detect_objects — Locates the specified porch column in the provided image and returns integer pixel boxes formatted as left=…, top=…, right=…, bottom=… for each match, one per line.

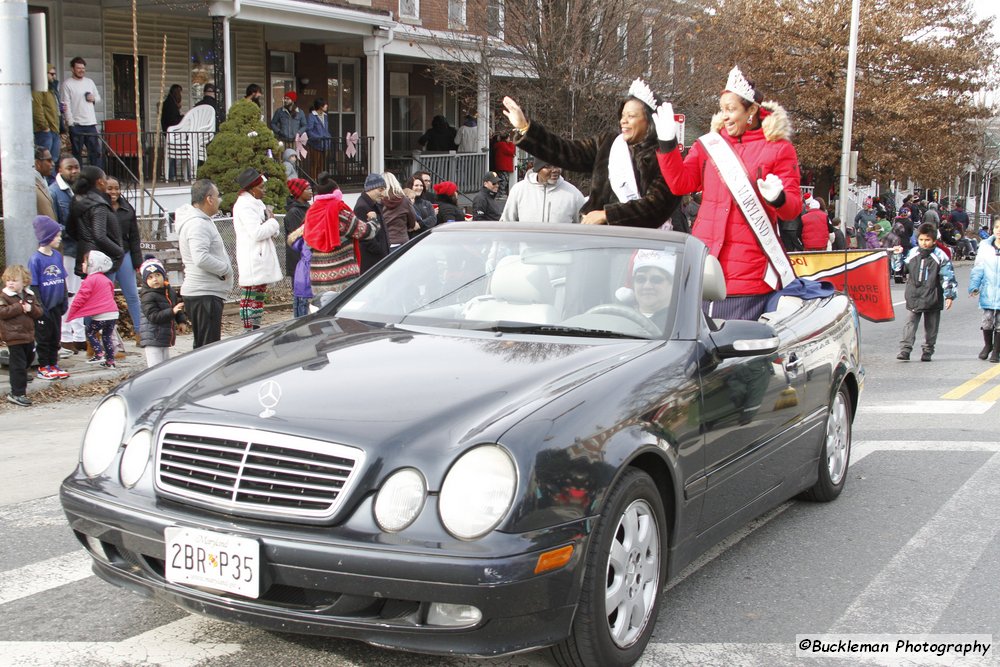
left=0, top=0, right=37, bottom=264
left=363, top=29, right=393, bottom=174
left=212, top=15, right=227, bottom=125
left=476, top=82, right=489, bottom=153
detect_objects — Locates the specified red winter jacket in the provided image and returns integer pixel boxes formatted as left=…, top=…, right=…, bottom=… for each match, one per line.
left=304, top=191, right=355, bottom=253
left=493, top=139, right=516, bottom=172
left=657, top=102, right=802, bottom=295
left=801, top=209, right=829, bottom=251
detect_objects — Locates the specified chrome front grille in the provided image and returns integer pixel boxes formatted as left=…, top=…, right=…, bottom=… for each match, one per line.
left=155, top=423, right=364, bottom=520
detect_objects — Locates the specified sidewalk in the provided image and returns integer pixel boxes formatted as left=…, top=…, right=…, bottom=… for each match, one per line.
left=0, top=302, right=294, bottom=401
left=0, top=333, right=194, bottom=400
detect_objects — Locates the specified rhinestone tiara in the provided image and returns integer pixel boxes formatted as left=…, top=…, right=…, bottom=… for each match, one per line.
left=725, top=66, right=756, bottom=104
left=627, top=78, right=658, bottom=111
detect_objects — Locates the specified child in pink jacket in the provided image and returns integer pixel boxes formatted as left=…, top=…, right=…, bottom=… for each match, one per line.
left=65, top=250, right=119, bottom=368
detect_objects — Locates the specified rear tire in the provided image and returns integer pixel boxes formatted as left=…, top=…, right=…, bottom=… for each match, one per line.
left=801, top=384, right=852, bottom=502
left=551, top=469, right=667, bottom=667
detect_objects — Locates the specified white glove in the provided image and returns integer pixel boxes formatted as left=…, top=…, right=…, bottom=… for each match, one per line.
left=757, top=173, right=784, bottom=204
left=653, top=102, right=676, bottom=142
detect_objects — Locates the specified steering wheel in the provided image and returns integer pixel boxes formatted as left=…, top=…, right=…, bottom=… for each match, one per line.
left=584, top=304, right=662, bottom=336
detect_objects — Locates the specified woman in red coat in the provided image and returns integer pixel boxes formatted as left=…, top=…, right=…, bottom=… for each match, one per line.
left=654, top=66, right=802, bottom=320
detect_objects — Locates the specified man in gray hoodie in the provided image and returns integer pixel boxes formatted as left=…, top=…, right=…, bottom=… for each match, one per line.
left=500, top=162, right=584, bottom=224
left=176, top=179, right=233, bottom=348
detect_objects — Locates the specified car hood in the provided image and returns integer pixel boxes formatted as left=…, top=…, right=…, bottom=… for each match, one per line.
left=155, top=316, right=657, bottom=457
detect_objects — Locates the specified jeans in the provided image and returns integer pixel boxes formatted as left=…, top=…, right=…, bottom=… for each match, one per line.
left=900, top=309, right=941, bottom=354
left=113, top=254, right=141, bottom=332
left=293, top=296, right=311, bottom=318
left=34, top=130, right=60, bottom=165
left=68, top=124, right=103, bottom=169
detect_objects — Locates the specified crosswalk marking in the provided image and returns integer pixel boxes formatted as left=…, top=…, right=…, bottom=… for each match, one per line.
left=831, top=451, right=1000, bottom=633
left=0, top=615, right=242, bottom=667
left=940, top=364, right=1000, bottom=400
left=0, top=551, right=92, bottom=606
left=857, top=399, right=994, bottom=414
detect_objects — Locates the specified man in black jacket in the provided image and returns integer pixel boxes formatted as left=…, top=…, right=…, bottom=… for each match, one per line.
left=354, top=173, right=389, bottom=273
left=472, top=171, right=503, bottom=221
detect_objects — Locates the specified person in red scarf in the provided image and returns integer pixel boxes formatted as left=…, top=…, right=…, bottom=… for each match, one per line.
left=303, top=172, right=380, bottom=295
left=654, top=66, right=802, bottom=320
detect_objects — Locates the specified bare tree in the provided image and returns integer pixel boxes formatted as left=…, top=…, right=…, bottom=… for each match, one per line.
left=700, top=0, right=999, bottom=200
left=426, top=0, right=719, bottom=150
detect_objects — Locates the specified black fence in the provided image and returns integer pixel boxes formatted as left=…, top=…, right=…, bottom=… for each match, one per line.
left=100, top=131, right=375, bottom=190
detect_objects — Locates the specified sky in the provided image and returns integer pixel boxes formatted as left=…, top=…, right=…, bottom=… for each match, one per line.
left=971, top=0, right=1000, bottom=39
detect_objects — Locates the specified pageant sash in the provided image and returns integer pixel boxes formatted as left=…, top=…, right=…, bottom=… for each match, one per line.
left=608, top=135, right=641, bottom=204
left=699, top=132, right=796, bottom=289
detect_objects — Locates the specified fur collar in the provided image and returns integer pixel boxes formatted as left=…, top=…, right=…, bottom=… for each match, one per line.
left=709, top=101, right=792, bottom=142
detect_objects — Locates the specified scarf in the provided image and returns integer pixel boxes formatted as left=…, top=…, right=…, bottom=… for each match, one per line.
left=608, top=135, right=641, bottom=205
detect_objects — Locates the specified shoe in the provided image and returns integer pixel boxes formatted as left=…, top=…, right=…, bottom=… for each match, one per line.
left=981, top=330, right=995, bottom=360
left=99, top=360, right=116, bottom=369
left=991, top=348, right=1000, bottom=364
left=50, top=365, right=70, bottom=379
left=36, top=366, right=58, bottom=381
left=921, top=352, right=932, bottom=362
left=58, top=347, right=73, bottom=358
left=6, top=394, right=31, bottom=407
left=896, top=351, right=910, bottom=361
left=86, top=355, right=103, bottom=364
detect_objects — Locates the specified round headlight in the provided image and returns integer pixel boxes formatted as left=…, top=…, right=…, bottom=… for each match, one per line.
left=439, top=445, right=517, bottom=540
left=119, top=429, right=153, bottom=488
left=374, top=468, right=426, bottom=532
left=81, top=396, right=128, bottom=477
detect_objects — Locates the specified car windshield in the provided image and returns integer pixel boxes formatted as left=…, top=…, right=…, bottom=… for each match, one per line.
left=335, top=228, right=682, bottom=339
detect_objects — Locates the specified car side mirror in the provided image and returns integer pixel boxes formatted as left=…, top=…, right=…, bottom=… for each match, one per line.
left=710, top=319, right=779, bottom=358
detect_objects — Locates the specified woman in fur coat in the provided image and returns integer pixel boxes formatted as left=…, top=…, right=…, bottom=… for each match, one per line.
left=654, top=67, right=802, bottom=320
left=501, top=80, right=679, bottom=229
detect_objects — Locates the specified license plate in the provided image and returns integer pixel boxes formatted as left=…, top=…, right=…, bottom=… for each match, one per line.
left=164, top=526, right=260, bottom=598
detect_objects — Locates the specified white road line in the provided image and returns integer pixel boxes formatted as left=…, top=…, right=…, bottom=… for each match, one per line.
left=852, top=440, right=1000, bottom=464
left=0, top=615, right=242, bottom=666
left=0, top=551, right=92, bottom=606
left=0, top=495, right=65, bottom=529
left=831, top=451, right=1000, bottom=634
left=858, top=400, right=994, bottom=414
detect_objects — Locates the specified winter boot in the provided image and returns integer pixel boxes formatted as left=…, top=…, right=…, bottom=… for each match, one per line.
left=979, top=329, right=994, bottom=360
left=991, top=336, right=1000, bottom=364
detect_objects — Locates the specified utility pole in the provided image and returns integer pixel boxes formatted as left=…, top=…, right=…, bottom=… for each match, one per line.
left=837, top=0, right=861, bottom=227
left=0, top=0, right=38, bottom=265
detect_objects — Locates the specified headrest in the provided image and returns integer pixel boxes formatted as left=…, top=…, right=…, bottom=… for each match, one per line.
left=489, top=256, right=554, bottom=304
left=702, top=254, right=727, bottom=302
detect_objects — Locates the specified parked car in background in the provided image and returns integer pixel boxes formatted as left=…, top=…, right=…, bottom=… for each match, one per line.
left=61, top=222, right=863, bottom=667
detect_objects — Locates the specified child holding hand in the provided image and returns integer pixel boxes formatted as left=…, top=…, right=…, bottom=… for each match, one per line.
left=65, top=250, right=119, bottom=368
left=138, top=257, right=188, bottom=367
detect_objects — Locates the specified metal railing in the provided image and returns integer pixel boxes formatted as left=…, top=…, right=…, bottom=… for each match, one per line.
left=147, top=215, right=291, bottom=304
left=384, top=151, right=490, bottom=208
left=297, top=135, right=374, bottom=188
left=102, top=130, right=215, bottom=186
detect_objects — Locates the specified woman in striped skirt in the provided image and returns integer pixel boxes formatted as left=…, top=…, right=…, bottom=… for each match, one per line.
left=303, top=172, right=380, bottom=295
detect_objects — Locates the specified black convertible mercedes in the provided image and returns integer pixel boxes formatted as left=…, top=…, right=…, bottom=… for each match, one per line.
left=61, top=222, right=863, bottom=667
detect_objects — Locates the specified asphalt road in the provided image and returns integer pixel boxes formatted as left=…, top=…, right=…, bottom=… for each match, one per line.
left=1, top=262, right=997, bottom=666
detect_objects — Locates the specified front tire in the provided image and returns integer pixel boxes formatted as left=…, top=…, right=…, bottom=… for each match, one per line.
left=551, top=469, right=667, bottom=667
left=801, top=384, right=852, bottom=502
